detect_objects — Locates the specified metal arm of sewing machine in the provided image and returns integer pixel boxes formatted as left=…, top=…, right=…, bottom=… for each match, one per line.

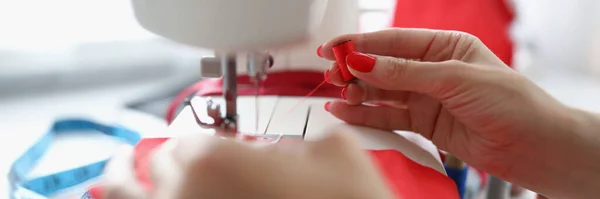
left=194, top=51, right=273, bottom=136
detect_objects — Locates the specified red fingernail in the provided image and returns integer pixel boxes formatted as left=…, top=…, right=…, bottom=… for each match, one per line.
left=341, top=87, right=347, bottom=99
left=317, top=45, right=323, bottom=58
left=346, top=52, right=376, bottom=73
left=324, top=69, right=330, bottom=83
left=89, top=186, right=102, bottom=199
left=324, top=101, right=331, bottom=111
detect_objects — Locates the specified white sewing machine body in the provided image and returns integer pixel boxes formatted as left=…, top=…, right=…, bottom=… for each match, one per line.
left=131, top=0, right=328, bottom=52
left=169, top=96, right=446, bottom=175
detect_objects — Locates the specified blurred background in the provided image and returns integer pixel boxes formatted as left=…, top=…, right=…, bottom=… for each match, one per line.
left=1, top=0, right=600, bottom=198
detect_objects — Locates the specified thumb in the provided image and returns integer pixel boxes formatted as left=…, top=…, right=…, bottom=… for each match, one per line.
left=345, top=51, right=467, bottom=96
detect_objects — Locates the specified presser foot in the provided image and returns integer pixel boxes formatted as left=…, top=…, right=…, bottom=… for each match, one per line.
left=184, top=97, right=287, bottom=143
left=185, top=97, right=230, bottom=131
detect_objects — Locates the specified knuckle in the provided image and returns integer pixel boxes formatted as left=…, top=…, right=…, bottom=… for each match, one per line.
left=435, top=61, right=473, bottom=96
left=382, top=58, right=409, bottom=84
left=363, top=85, right=379, bottom=101
left=447, top=30, right=483, bottom=47
left=447, top=30, right=478, bottom=41
left=441, top=60, right=464, bottom=68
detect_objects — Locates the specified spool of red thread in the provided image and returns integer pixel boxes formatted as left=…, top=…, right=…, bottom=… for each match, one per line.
left=332, top=40, right=356, bottom=82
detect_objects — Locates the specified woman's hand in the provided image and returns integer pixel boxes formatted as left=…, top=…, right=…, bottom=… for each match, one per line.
left=319, top=28, right=599, bottom=199
left=100, top=128, right=394, bottom=199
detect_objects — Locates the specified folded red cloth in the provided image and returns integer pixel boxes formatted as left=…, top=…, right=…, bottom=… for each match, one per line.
left=127, top=138, right=459, bottom=199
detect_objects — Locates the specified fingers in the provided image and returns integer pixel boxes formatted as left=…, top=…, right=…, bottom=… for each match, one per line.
left=345, top=51, right=473, bottom=97
left=324, top=62, right=346, bottom=86
left=149, top=139, right=184, bottom=199
left=102, top=146, right=147, bottom=199
left=327, top=101, right=412, bottom=131
left=309, top=127, right=363, bottom=156
left=325, top=50, right=469, bottom=98
left=169, top=133, right=262, bottom=175
left=343, top=83, right=410, bottom=106
left=307, top=126, right=396, bottom=199
left=319, top=28, right=479, bottom=62
left=171, top=133, right=230, bottom=167
left=168, top=133, right=273, bottom=199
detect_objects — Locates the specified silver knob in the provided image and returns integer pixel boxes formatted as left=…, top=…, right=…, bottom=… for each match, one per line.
left=200, top=57, right=222, bottom=78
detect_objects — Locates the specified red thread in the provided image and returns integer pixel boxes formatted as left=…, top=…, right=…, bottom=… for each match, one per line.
left=278, top=68, right=340, bottom=119
left=273, top=41, right=355, bottom=118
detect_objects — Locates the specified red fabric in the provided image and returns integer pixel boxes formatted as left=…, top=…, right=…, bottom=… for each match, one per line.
left=166, top=71, right=342, bottom=123
left=134, top=138, right=171, bottom=191
left=88, top=186, right=102, bottom=199
left=132, top=138, right=459, bottom=199
left=194, top=71, right=342, bottom=97
left=392, top=0, right=515, bottom=66
left=477, top=170, right=489, bottom=188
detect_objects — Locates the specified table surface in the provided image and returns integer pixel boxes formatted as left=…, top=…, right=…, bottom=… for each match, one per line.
left=0, top=81, right=172, bottom=199
left=1, top=71, right=599, bottom=198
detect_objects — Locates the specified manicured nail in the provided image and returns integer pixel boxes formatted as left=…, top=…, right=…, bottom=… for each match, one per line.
left=346, top=52, right=376, bottom=73
left=341, top=87, right=347, bottom=99
left=89, top=187, right=102, bottom=199
left=324, top=101, right=331, bottom=111
left=323, top=69, right=330, bottom=83
left=317, top=45, right=323, bottom=58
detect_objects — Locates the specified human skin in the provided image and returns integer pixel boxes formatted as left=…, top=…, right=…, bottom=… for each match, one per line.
left=319, top=28, right=600, bottom=199
left=99, top=28, right=600, bottom=199
left=100, top=129, right=395, bottom=199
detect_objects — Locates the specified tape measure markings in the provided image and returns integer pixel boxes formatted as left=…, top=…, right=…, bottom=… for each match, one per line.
left=8, top=118, right=142, bottom=199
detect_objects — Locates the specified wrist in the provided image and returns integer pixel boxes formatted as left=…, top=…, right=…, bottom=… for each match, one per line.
left=508, top=105, right=600, bottom=199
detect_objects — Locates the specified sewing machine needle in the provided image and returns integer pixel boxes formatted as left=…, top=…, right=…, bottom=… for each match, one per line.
left=254, top=80, right=260, bottom=133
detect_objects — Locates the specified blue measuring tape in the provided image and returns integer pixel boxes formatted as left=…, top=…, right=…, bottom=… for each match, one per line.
left=8, top=118, right=142, bottom=199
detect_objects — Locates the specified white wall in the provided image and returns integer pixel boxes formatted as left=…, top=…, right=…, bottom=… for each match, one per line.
left=511, top=0, right=600, bottom=75
left=0, top=0, right=206, bottom=98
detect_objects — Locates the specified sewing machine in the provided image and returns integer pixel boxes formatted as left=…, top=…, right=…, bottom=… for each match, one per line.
left=131, top=0, right=446, bottom=177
